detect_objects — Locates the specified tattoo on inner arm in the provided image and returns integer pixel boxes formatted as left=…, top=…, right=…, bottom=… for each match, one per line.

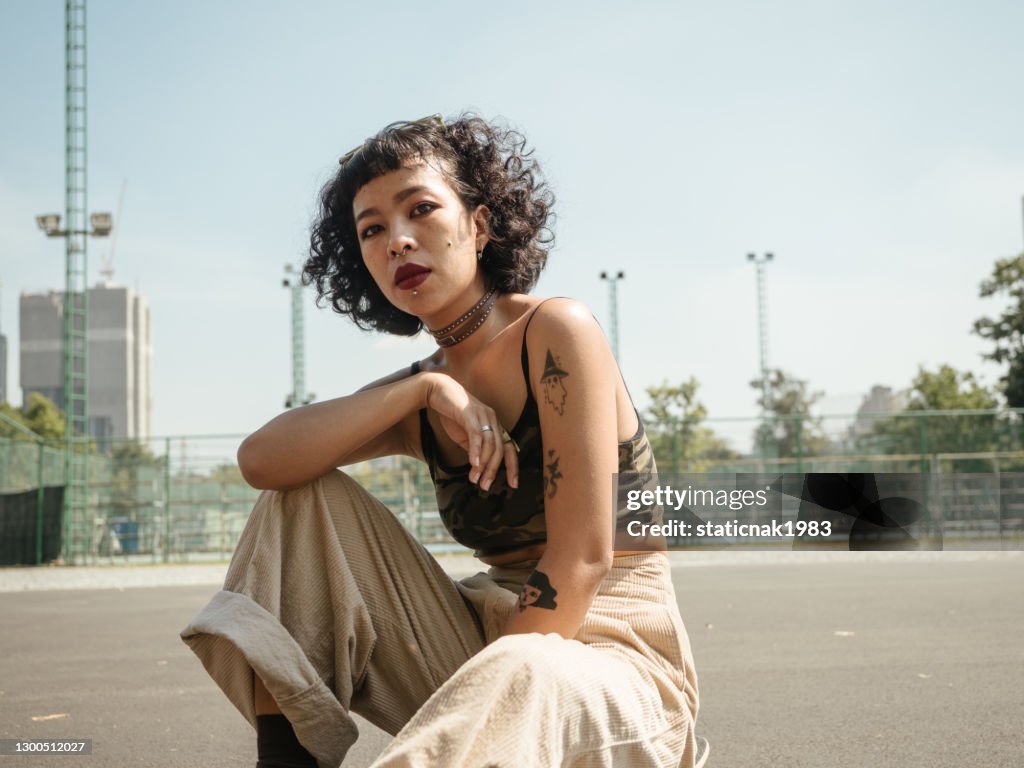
left=518, top=569, right=558, bottom=612
left=540, top=350, right=569, bottom=415
left=543, top=450, right=563, bottom=499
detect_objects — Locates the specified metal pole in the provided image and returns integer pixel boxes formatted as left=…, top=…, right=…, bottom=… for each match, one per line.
left=163, top=436, right=171, bottom=562
left=747, top=253, right=773, bottom=408
left=64, top=0, right=89, bottom=563
left=795, top=413, right=804, bottom=473
left=283, top=265, right=310, bottom=408
left=36, top=442, right=45, bottom=565
left=599, top=271, right=624, bottom=363
left=748, top=253, right=774, bottom=457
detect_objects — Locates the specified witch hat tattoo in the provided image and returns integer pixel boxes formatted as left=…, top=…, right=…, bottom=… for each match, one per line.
left=540, top=350, right=569, bottom=415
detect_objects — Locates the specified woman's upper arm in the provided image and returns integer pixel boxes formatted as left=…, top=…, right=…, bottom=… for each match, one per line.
left=526, top=299, right=619, bottom=568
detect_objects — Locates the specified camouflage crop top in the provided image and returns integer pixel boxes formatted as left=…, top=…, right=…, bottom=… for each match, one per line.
left=413, top=308, right=661, bottom=558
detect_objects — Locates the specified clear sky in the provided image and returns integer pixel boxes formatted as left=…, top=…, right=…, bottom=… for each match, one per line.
left=2, top=0, right=1022, bottom=449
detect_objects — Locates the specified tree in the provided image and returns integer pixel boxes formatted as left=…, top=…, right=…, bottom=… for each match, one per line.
left=974, top=253, right=1024, bottom=406
left=903, top=364, right=1000, bottom=411
left=0, top=394, right=65, bottom=442
left=109, top=441, right=165, bottom=514
left=750, top=369, right=830, bottom=459
left=209, top=463, right=245, bottom=485
left=872, top=364, right=1002, bottom=464
left=643, top=378, right=738, bottom=471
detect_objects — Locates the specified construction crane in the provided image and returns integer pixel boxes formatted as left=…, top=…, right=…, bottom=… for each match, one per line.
left=100, top=179, right=126, bottom=283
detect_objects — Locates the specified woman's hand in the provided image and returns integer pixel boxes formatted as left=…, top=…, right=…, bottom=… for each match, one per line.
left=424, top=373, right=519, bottom=491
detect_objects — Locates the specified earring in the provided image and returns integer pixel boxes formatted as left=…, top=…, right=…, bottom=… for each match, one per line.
left=476, top=251, right=483, bottom=261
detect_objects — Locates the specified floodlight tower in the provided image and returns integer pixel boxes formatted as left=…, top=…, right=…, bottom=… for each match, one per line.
left=747, top=252, right=774, bottom=410
left=282, top=265, right=313, bottom=409
left=599, top=270, right=625, bottom=362
left=34, top=0, right=113, bottom=562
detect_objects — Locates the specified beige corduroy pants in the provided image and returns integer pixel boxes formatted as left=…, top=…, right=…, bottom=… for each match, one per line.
left=180, top=470, right=700, bottom=768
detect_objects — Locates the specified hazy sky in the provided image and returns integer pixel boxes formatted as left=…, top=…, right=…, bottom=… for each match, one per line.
left=2, top=0, right=1022, bottom=450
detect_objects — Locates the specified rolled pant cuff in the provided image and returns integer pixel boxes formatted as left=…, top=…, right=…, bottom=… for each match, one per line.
left=181, top=589, right=359, bottom=768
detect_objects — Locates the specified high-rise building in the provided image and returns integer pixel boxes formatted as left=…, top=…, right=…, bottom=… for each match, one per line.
left=19, top=291, right=65, bottom=410
left=19, top=284, right=152, bottom=441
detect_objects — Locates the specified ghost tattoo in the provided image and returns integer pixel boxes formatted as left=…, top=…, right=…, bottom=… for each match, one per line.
left=540, top=350, right=569, bottom=415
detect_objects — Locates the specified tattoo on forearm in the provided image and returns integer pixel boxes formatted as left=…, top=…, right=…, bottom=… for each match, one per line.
left=518, top=569, right=558, bottom=612
left=540, top=350, right=569, bottom=415
left=543, top=450, right=563, bottom=499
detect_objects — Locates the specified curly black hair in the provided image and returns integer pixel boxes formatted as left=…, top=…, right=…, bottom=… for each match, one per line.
left=305, top=114, right=555, bottom=336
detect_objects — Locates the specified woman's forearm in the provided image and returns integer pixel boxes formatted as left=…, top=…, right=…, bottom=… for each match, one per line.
left=498, top=555, right=610, bottom=640
left=237, top=373, right=430, bottom=491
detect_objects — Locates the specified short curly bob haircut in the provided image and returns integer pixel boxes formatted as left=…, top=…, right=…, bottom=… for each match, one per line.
left=305, top=114, right=555, bottom=336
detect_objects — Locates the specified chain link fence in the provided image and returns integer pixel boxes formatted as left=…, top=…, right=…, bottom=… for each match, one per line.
left=2, top=409, right=1022, bottom=564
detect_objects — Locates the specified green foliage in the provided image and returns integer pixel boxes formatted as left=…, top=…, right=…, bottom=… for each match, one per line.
left=974, top=253, right=1024, bottom=406
left=903, top=364, right=1000, bottom=411
left=643, top=378, right=738, bottom=471
left=0, top=394, right=66, bottom=442
left=110, top=440, right=161, bottom=466
left=209, top=463, right=245, bottom=484
left=750, top=369, right=830, bottom=459
left=871, top=365, right=1004, bottom=467
left=109, top=441, right=165, bottom=513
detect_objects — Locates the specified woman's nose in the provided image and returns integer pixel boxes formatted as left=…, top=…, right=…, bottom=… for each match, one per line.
left=388, top=228, right=416, bottom=257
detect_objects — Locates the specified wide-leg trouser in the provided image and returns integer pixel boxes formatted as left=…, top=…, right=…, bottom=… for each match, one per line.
left=180, top=470, right=700, bottom=767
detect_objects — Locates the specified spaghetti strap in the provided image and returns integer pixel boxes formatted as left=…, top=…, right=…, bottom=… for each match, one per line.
left=519, top=298, right=562, bottom=387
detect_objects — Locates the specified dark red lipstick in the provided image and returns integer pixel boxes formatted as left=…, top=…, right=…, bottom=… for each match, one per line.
left=394, top=263, right=431, bottom=291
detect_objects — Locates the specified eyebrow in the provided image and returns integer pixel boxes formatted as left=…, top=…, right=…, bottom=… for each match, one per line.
left=354, top=185, right=431, bottom=224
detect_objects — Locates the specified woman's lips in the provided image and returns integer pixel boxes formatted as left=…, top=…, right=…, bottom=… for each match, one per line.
left=394, top=264, right=431, bottom=291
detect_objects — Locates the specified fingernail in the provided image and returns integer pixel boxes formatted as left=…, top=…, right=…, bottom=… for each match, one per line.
left=481, top=479, right=492, bottom=491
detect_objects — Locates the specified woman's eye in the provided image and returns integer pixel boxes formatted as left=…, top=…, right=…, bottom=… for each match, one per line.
left=361, top=224, right=382, bottom=240
left=412, top=202, right=436, bottom=216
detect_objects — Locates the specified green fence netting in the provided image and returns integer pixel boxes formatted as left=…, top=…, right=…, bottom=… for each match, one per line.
left=2, top=409, right=1022, bottom=564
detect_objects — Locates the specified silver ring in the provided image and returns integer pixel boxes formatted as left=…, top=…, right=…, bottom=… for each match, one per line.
left=480, top=425, right=494, bottom=433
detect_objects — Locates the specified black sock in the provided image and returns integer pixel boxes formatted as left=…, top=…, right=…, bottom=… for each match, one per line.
left=256, top=714, right=317, bottom=768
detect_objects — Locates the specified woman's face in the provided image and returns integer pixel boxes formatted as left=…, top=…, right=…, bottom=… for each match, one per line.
left=352, top=160, right=489, bottom=324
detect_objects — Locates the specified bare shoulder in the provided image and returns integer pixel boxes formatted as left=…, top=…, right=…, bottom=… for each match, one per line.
left=525, top=297, right=606, bottom=348
left=523, top=297, right=615, bottom=398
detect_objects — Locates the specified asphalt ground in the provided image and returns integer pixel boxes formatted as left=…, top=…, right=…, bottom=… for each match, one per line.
left=1, top=553, right=1021, bottom=768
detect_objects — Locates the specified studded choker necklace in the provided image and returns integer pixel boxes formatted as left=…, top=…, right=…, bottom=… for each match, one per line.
left=428, top=289, right=498, bottom=348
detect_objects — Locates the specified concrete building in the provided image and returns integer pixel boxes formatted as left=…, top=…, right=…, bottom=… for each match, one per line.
left=19, top=291, right=65, bottom=410
left=19, top=284, right=152, bottom=441
left=850, top=385, right=909, bottom=437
